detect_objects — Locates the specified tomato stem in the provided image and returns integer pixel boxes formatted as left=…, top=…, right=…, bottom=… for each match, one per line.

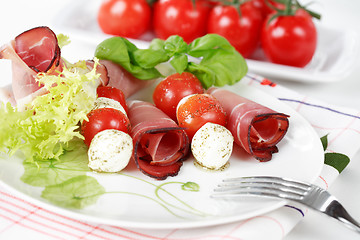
left=267, top=0, right=321, bottom=24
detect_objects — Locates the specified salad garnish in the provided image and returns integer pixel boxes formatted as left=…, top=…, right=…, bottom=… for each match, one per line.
left=0, top=59, right=100, bottom=162
left=95, top=34, right=248, bottom=89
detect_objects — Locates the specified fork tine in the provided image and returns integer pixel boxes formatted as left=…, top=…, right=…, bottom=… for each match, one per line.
left=222, top=176, right=311, bottom=190
left=212, top=176, right=312, bottom=201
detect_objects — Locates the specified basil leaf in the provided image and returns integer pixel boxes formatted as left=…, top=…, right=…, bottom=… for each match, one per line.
left=163, top=35, right=188, bottom=56
left=188, top=34, right=234, bottom=57
left=187, top=34, right=248, bottom=89
left=41, top=175, right=105, bottom=209
left=94, top=37, right=162, bottom=80
left=94, top=34, right=248, bottom=89
left=186, top=62, right=215, bottom=89
left=133, top=49, right=170, bottom=69
left=170, top=54, right=188, bottom=73
left=187, top=48, right=247, bottom=88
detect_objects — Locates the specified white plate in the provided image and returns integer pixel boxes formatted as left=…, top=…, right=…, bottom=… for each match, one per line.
left=52, top=0, right=360, bottom=83
left=0, top=69, right=324, bottom=229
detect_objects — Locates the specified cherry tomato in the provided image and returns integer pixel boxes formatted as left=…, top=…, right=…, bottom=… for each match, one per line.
left=176, top=94, right=227, bottom=140
left=81, top=108, right=131, bottom=147
left=97, top=0, right=151, bottom=39
left=261, top=9, right=317, bottom=67
left=153, top=0, right=211, bottom=43
left=153, top=72, right=204, bottom=121
left=207, top=2, right=263, bottom=58
left=97, top=86, right=128, bottom=113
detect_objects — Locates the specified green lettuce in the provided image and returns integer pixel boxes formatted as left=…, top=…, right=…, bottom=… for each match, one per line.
left=0, top=60, right=100, bottom=162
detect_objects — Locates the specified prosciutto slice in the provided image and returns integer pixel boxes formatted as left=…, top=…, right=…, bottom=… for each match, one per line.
left=100, top=60, right=155, bottom=98
left=0, top=26, right=62, bottom=107
left=128, top=100, right=190, bottom=180
left=208, top=88, right=289, bottom=162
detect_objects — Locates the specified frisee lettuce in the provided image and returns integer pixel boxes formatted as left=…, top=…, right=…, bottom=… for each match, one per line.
left=0, top=59, right=100, bottom=162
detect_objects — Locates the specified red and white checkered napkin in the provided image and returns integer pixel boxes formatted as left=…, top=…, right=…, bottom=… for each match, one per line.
left=1, top=74, right=360, bottom=240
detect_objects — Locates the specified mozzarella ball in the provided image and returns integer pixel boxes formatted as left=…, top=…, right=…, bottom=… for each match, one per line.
left=88, top=129, right=133, bottom=172
left=191, top=122, right=234, bottom=170
left=93, top=97, right=127, bottom=116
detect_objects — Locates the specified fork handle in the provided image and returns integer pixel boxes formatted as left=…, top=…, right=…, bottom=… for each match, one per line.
left=327, top=200, right=360, bottom=233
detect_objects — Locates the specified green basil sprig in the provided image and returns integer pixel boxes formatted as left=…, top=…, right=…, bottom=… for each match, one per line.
left=94, top=34, right=248, bottom=89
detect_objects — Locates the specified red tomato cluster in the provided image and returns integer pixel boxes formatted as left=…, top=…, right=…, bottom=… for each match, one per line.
left=97, top=0, right=318, bottom=68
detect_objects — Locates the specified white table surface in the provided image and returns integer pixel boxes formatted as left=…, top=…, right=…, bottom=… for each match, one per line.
left=1, top=0, right=360, bottom=239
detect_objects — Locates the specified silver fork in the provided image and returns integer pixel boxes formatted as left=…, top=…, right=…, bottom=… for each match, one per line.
left=212, top=176, right=360, bottom=233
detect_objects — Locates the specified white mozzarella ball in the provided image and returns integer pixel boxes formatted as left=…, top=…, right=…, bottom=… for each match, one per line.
left=93, top=97, right=127, bottom=116
left=88, top=129, right=133, bottom=173
left=191, top=122, right=234, bottom=170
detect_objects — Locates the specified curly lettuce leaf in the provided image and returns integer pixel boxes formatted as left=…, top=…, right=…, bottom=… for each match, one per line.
left=0, top=60, right=100, bottom=162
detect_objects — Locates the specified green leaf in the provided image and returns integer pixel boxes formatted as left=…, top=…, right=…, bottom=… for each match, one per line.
left=94, top=37, right=162, bottom=80
left=170, top=54, right=188, bottom=73
left=95, top=34, right=248, bottom=89
left=21, top=140, right=89, bottom=187
left=163, top=35, right=188, bottom=56
left=0, top=61, right=99, bottom=162
left=181, top=182, right=200, bottom=192
left=41, top=175, right=106, bottom=209
left=324, top=152, right=350, bottom=174
left=56, top=34, right=71, bottom=49
left=133, top=49, right=170, bottom=69
left=188, top=34, right=234, bottom=57
left=187, top=34, right=248, bottom=89
left=320, top=135, right=328, bottom=151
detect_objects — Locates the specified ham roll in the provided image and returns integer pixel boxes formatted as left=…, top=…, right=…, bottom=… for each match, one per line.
left=0, top=26, right=63, bottom=108
left=99, top=60, right=155, bottom=99
left=208, top=88, right=289, bottom=162
left=128, top=100, right=190, bottom=180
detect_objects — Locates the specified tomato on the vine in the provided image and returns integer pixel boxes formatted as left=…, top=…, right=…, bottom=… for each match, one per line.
left=97, top=0, right=151, bottom=39
left=152, top=0, right=211, bottom=43
left=153, top=72, right=204, bottom=121
left=261, top=8, right=317, bottom=67
left=97, top=86, right=128, bottom=113
left=207, top=1, right=263, bottom=58
left=176, top=94, right=227, bottom=140
left=81, top=108, right=131, bottom=147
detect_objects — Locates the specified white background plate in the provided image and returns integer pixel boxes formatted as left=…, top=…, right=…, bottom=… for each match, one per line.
left=52, top=0, right=360, bottom=83
left=0, top=38, right=324, bottom=229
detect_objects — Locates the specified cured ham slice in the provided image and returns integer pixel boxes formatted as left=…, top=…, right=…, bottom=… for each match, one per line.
left=99, top=60, right=155, bottom=98
left=15, top=26, right=61, bottom=73
left=0, top=26, right=62, bottom=107
left=208, top=88, right=289, bottom=162
left=128, top=100, right=190, bottom=180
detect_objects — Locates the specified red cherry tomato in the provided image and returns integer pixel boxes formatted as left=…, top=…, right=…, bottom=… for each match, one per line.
left=81, top=108, right=131, bottom=147
left=207, top=2, right=263, bottom=58
left=153, top=0, right=211, bottom=43
left=261, top=9, right=317, bottom=67
left=97, top=86, right=128, bottom=113
left=153, top=72, right=204, bottom=121
left=176, top=94, right=227, bottom=140
left=97, top=0, right=151, bottom=39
